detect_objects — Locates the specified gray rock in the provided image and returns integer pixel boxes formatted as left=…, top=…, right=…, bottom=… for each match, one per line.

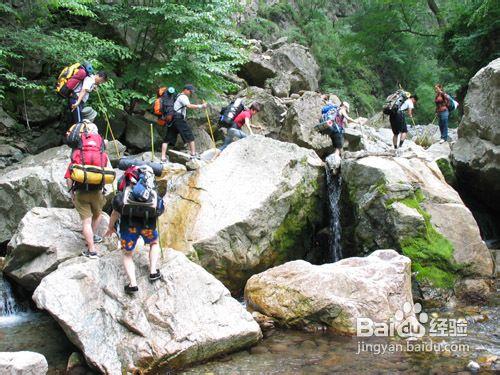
left=159, top=135, right=324, bottom=293
left=0, top=107, right=17, bottom=131
left=3, top=207, right=112, bottom=291
left=245, top=250, right=416, bottom=334
left=33, top=250, right=261, bottom=373
left=452, top=58, right=500, bottom=210
left=0, top=351, right=48, bottom=375
left=124, top=115, right=167, bottom=151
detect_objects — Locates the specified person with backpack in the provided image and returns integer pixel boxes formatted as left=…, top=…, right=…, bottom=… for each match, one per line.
left=160, top=84, right=208, bottom=162
left=219, top=102, right=262, bottom=151
left=104, top=165, right=165, bottom=294
left=389, top=94, right=418, bottom=150
left=64, top=125, right=111, bottom=259
left=434, top=84, right=450, bottom=143
left=324, top=101, right=356, bottom=157
left=69, top=71, right=108, bottom=125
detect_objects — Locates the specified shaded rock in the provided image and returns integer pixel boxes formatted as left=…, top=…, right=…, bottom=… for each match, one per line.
left=33, top=250, right=261, bottom=373
left=3, top=207, right=112, bottom=291
left=105, top=139, right=127, bottom=165
left=124, top=115, right=167, bottom=151
left=66, top=352, right=87, bottom=375
left=454, top=278, right=495, bottom=304
left=29, top=127, right=63, bottom=154
left=0, top=107, right=17, bottom=131
left=159, top=135, right=324, bottom=293
left=451, top=58, right=500, bottom=211
left=340, top=154, right=494, bottom=302
left=245, top=250, right=415, bottom=334
left=0, top=351, right=48, bottom=375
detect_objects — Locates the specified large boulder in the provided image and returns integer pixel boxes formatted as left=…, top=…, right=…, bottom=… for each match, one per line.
left=340, top=154, right=495, bottom=302
left=3, top=207, right=112, bottom=291
left=123, top=115, right=167, bottom=152
left=280, top=91, right=332, bottom=156
left=33, top=250, right=262, bottom=373
left=0, top=351, right=48, bottom=375
left=159, top=135, right=325, bottom=293
left=245, top=250, right=415, bottom=334
left=0, top=146, right=72, bottom=243
left=238, top=43, right=319, bottom=97
left=451, top=58, right=500, bottom=212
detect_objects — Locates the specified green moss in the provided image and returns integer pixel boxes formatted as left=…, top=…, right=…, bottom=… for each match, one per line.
left=436, top=158, right=457, bottom=186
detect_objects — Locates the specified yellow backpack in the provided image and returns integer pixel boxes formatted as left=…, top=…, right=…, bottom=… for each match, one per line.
left=55, top=63, right=91, bottom=98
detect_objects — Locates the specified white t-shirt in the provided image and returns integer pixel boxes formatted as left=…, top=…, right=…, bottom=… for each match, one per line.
left=399, top=98, right=414, bottom=112
left=174, top=94, right=190, bottom=118
left=73, top=76, right=96, bottom=103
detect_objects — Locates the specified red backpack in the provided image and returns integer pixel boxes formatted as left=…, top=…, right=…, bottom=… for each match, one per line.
left=70, top=132, right=107, bottom=167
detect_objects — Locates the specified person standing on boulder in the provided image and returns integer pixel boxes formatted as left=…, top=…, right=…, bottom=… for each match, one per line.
left=70, top=71, right=108, bottom=124
left=434, top=84, right=449, bottom=143
left=219, top=102, right=262, bottom=151
left=160, top=84, right=208, bottom=162
left=326, top=101, right=356, bottom=157
left=390, top=94, right=418, bottom=149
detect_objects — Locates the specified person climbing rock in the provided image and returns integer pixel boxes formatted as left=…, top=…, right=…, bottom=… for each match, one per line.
left=219, top=102, right=262, bottom=151
left=104, top=165, right=165, bottom=294
left=325, top=101, right=356, bottom=157
left=389, top=94, right=418, bottom=149
left=434, top=84, right=449, bottom=143
left=160, top=84, right=208, bottom=162
left=69, top=71, right=108, bottom=124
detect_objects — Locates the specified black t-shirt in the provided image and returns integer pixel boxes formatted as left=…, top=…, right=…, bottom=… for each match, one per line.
left=113, top=192, right=157, bottom=229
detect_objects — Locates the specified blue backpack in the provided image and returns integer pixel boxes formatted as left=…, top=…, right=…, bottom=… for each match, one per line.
left=446, top=94, right=458, bottom=111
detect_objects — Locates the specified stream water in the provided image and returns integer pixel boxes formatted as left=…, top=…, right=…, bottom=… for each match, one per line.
left=325, top=162, right=343, bottom=262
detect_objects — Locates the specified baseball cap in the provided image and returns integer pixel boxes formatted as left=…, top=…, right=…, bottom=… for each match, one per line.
left=183, top=84, right=196, bottom=93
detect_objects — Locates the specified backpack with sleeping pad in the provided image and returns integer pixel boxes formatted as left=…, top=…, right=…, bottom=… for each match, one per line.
left=218, top=98, right=245, bottom=128
left=55, top=62, right=93, bottom=98
left=315, top=104, right=344, bottom=135
left=118, top=165, right=164, bottom=222
left=153, top=86, right=178, bottom=126
left=383, top=89, right=409, bottom=115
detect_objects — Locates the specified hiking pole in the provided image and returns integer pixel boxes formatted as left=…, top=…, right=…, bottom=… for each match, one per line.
left=96, top=90, right=121, bottom=160
left=203, top=101, right=216, bottom=148
left=150, top=123, right=155, bottom=162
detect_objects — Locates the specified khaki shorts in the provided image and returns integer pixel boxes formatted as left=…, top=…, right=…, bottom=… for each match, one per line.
left=74, top=190, right=106, bottom=219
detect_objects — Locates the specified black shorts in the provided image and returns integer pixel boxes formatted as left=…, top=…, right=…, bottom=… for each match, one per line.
left=389, top=111, right=407, bottom=135
left=165, top=117, right=195, bottom=146
left=329, top=131, right=344, bottom=149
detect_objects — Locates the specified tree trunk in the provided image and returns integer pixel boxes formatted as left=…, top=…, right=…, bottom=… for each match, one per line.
left=427, top=0, right=445, bottom=28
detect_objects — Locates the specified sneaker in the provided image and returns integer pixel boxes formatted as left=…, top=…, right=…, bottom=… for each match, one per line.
left=93, top=235, right=103, bottom=244
left=149, top=270, right=162, bottom=282
left=439, top=139, right=445, bottom=144
left=124, top=284, right=138, bottom=294
left=81, top=250, right=98, bottom=259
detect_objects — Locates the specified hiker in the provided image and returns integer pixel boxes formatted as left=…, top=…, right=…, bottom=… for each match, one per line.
left=434, top=84, right=449, bottom=143
left=160, top=84, right=208, bottom=162
left=64, top=124, right=110, bottom=259
left=104, top=165, right=164, bottom=294
left=69, top=71, right=108, bottom=124
left=389, top=94, right=418, bottom=149
left=219, top=102, right=262, bottom=151
left=325, top=101, right=356, bottom=157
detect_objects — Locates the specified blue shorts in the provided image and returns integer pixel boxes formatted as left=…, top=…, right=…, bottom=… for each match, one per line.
left=119, top=225, right=158, bottom=251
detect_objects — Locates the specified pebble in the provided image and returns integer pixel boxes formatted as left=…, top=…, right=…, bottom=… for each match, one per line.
left=467, top=360, right=480, bottom=371
left=249, top=346, right=269, bottom=355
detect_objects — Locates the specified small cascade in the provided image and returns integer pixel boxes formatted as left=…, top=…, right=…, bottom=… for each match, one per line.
left=1, top=276, right=22, bottom=317
left=325, top=154, right=343, bottom=262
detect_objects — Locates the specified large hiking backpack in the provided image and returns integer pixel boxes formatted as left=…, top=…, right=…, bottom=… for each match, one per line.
left=119, top=165, right=164, bottom=221
left=445, top=93, right=459, bottom=112
left=55, top=62, right=93, bottom=98
left=315, top=104, right=344, bottom=135
left=383, top=89, right=409, bottom=115
left=64, top=120, right=98, bottom=148
left=218, top=98, right=245, bottom=128
left=69, top=132, right=115, bottom=189
left=153, top=87, right=178, bottom=126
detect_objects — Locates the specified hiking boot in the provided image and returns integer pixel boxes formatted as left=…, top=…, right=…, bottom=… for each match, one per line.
left=124, top=284, right=138, bottom=294
left=81, top=250, right=98, bottom=259
left=93, top=234, right=103, bottom=244
left=439, top=139, right=446, bottom=144
left=149, top=270, right=162, bottom=282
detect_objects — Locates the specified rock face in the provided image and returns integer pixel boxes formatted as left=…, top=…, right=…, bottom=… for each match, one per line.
left=340, top=154, right=494, bottom=300
left=0, top=146, right=72, bottom=243
left=124, top=115, right=167, bottom=151
left=245, top=250, right=415, bottom=334
left=3, top=208, right=111, bottom=291
left=159, top=135, right=324, bottom=293
left=238, top=43, right=319, bottom=97
left=452, top=58, right=500, bottom=212
left=0, top=351, right=48, bottom=375
left=33, top=250, right=261, bottom=373
left=280, top=91, right=331, bottom=156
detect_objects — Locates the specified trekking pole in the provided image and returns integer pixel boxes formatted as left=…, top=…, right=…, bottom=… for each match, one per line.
left=96, top=90, right=121, bottom=160
left=150, top=123, right=155, bottom=162
left=203, top=101, right=216, bottom=148
left=156, top=218, right=164, bottom=260
left=431, top=115, right=436, bottom=125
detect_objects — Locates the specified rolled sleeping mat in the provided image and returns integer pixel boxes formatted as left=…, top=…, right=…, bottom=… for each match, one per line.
left=70, top=165, right=116, bottom=185
left=117, top=158, right=164, bottom=177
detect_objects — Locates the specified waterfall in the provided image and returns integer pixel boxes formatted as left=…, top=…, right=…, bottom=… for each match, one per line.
left=0, top=276, right=27, bottom=326
left=325, top=155, right=343, bottom=262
